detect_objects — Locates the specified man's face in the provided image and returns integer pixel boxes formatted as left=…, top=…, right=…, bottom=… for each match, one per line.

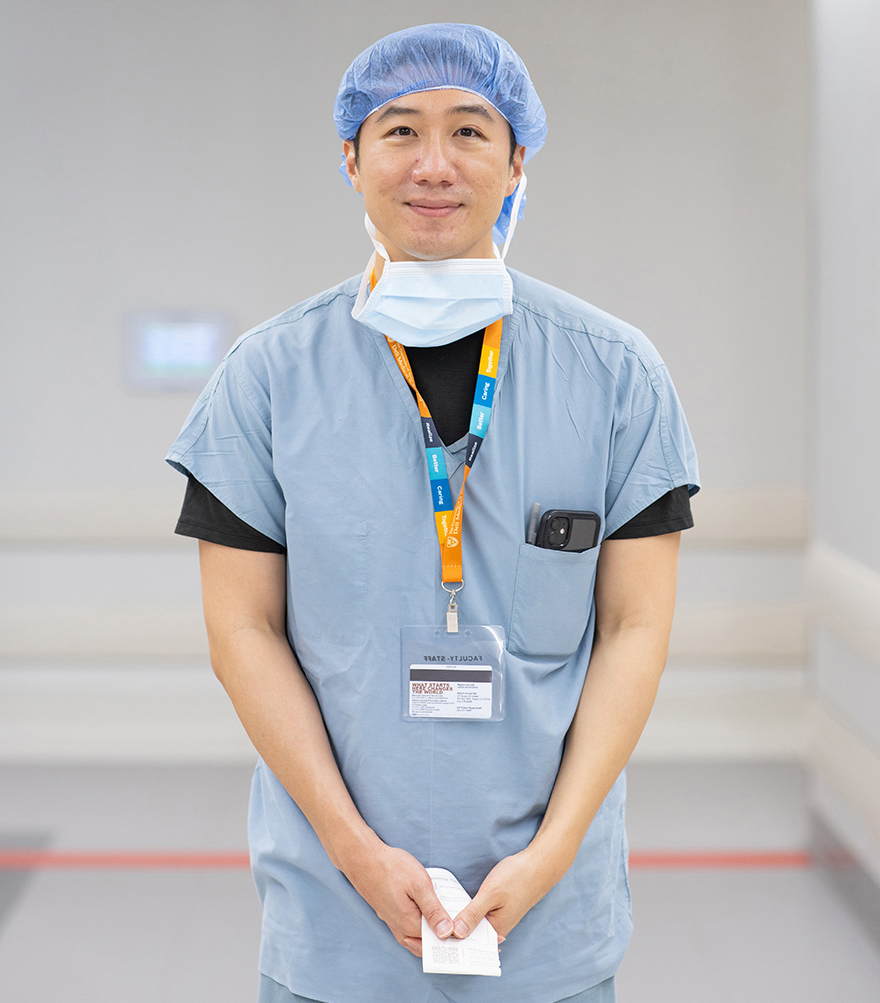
left=343, top=88, right=524, bottom=263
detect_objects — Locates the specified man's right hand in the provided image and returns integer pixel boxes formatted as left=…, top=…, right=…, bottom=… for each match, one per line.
left=341, top=840, right=453, bottom=958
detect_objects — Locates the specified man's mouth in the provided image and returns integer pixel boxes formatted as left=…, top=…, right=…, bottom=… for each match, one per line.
left=406, top=201, right=461, bottom=218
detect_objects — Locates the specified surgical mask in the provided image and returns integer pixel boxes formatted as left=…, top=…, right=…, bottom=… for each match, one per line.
left=351, top=176, right=527, bottom=348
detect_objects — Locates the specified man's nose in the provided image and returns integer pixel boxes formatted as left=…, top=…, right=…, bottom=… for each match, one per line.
left=412, top=135, right=456, bottom=185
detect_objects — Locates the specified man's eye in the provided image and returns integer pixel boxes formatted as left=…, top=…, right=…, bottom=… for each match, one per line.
left=390, top=126, right=413, bottom=136
left=458, top=127, right=483, bottom=138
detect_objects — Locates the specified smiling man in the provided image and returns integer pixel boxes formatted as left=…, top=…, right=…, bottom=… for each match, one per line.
left=167, top=23, right=699, bottom=1003
left=346, top=91, right=522, bottom=264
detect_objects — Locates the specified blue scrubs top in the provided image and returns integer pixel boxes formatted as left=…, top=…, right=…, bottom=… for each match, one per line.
left=167, top=268, right=699, bottom=1003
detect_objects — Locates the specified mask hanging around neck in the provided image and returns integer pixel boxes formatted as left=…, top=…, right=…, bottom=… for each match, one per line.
left=350, top=176, right=527, bottom=348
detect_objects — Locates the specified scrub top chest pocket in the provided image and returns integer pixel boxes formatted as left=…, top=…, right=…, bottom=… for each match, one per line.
left=507, top=543, right=599, bottom=660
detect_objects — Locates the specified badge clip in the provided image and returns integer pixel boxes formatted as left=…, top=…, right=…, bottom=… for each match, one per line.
left=446, top=597, right=459, bottom=633
left=442, top=583, right=462, bottom=634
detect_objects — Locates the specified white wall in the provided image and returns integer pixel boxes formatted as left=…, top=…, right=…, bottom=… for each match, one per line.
left=0, top=0, right=811, bottom=760
left=0, top=0, right=808, bottom=505
left=809, top=0, right=880, bottom=884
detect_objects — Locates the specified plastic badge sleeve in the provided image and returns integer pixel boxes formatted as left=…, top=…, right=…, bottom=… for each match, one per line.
left=401, top=624, right=505, bottom=722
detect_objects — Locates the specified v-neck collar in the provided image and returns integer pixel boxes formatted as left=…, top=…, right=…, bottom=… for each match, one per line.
left=372, top=312, right=515, bottom=450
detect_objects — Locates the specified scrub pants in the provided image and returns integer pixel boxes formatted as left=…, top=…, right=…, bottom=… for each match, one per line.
left=258, top=974, right=616, bottom=1003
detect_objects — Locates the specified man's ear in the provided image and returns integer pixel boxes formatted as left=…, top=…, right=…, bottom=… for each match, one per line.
left=342, top=140, right=361, bottom=193
left=506, top=145, right=526, bottom=197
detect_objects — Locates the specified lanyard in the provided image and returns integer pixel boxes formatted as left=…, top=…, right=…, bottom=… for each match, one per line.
left=385, top=314, right=502, bottom=630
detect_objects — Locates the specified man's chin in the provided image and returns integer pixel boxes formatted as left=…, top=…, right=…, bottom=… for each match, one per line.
left=386, top=242, right=466, bottom=263
left=397, top=236, right=495, bottom=263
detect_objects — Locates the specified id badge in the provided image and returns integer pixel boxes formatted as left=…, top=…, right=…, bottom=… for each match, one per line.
left=401, top=625, right=505, bottom=722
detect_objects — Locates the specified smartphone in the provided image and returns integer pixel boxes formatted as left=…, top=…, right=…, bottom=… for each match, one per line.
left=535, top=510, right=601, bottom=552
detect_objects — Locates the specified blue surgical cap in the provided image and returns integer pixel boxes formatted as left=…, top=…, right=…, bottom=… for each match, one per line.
left=334, top=23, right=547, bottom=245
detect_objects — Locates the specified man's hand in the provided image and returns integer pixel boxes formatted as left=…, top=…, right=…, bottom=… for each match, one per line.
left=450, top=847, right=557, bottom=941
left=342, top=842, right=454, bottom=957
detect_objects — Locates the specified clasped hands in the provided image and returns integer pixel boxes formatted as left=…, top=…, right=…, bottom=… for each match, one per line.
left=343, top=840, right=563, bottom=958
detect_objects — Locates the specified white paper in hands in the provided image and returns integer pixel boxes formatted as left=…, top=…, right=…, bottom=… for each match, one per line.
left=421, top=867, right=501, bottom=977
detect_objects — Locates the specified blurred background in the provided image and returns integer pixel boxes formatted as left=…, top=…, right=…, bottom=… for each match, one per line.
left=1, top=0, right=879, bottom=999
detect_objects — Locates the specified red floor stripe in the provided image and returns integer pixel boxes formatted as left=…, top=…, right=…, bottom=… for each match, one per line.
left=0, top=850, right=250, bottom=870
left=628, top=850, right=812, bottom=869
left=0, top=849, right=811, bottom=871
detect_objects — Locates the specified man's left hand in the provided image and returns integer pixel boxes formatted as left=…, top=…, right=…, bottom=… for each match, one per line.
left=450, top=846, right=563, bottom=942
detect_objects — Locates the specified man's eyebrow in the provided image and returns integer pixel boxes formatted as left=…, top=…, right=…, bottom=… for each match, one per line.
left=373, top=102, right=497, bottom=124
left=447, top=104, right=495, bottom=122
left=374, top=103, right=420, bottom=123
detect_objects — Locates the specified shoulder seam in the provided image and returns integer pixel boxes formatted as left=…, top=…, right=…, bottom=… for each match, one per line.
left=230, top=285, right=357, bottom=351
left=228, top=356, right=271, bottom=427
left=512, top=297, right=653, bottom=374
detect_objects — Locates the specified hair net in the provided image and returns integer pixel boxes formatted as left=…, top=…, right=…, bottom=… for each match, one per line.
left=334, top=23, right=546, bottom=245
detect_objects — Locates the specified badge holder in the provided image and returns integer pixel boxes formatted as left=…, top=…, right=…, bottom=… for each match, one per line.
left=402, top=585, right=505, bottom=723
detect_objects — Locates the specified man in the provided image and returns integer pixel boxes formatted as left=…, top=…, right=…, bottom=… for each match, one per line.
left=167, top=23, right=698, bottom=1003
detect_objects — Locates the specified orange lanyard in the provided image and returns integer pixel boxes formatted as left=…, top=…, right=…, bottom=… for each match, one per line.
left=386, top=320, right=501, bottom=581
left=378, top=274, right=503, bottom=627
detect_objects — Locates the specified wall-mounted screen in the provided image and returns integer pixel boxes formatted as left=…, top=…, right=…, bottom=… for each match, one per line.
left=124, top=310, right=230, bottom=391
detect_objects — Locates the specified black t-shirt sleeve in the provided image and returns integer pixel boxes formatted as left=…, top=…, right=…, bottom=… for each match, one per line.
left=606, top=485, right=694, bottom=540
left=175, top=475, right=286, bottom=553
left=176, top=476, right=691, bottom=552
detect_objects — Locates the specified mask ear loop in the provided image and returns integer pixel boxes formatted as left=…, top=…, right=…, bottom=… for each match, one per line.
left=500, top=173, right=528, bottom=261
left=364, top=213, right=391, bottom=263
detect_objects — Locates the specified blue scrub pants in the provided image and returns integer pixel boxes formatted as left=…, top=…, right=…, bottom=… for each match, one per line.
left=258, top=973, right=616, bottom=1002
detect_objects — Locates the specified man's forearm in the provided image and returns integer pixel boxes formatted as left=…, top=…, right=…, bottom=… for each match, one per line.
left=208, top=625, right=377, bottom=869
left=527, top=619, right=669, bottom=879
left=526, top=532, right=681, bottom=883
left=207, top=620, right=455, bottom=952
left=445, top=611, right=675, bottom=942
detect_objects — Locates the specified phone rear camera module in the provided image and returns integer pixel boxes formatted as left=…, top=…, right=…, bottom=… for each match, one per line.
left=548, top=516, right=570, bottom=548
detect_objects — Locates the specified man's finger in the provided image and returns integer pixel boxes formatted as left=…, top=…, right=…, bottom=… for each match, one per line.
left=452, top=896, right=491, bottom=939
left=411, top=885, right=453, bottom=938
left=401, top=936, right=422, bottom=957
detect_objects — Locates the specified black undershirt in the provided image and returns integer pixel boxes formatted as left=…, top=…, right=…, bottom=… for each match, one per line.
left=175, top=331, right=693, bottom=550
left=405, top=330, right=484, bottom=444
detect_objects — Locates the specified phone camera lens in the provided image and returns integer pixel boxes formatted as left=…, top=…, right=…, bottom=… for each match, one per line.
left=548, top=516, right=570, bottom=547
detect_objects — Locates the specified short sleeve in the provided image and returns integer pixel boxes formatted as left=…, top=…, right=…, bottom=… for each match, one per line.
left=165, top=352, right=286, bottom=546
left=604, top=363, right=699, bottom=539
left=175, top=475, right=287, bottom=552
left=606, top=486, right=694, bottom=539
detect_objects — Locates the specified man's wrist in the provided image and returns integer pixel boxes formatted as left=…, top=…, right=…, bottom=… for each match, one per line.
left=523, top=829, right=580, bottom=887
left=324, top=819, right=382, bottom=875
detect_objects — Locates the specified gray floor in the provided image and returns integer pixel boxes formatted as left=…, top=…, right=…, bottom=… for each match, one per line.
left=1, top=763, right=879, bottom=1002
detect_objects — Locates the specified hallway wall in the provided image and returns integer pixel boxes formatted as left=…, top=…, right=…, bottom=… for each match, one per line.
left=809, top=0, right=880, bottom=885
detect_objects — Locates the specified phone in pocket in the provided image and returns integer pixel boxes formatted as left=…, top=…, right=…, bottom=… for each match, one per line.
left=535, top=510, right=601, bottom=552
